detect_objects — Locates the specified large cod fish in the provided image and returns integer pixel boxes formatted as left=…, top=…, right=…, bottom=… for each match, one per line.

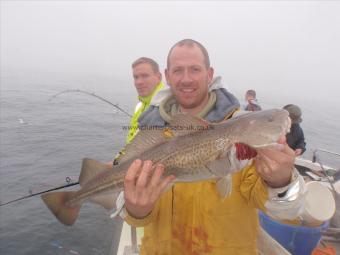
left=42, top=109, right=290, bottom=225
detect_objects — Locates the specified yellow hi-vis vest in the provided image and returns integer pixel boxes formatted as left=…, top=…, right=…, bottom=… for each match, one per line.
left=125, top=82, right=164, bottom=144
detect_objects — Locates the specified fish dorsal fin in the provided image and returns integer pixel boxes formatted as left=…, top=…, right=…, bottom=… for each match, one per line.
left=118, top=128, right=173, bottom=163
left=79, top=158, right=111, bottom=187
left=168, top=114, right=211, bottom=136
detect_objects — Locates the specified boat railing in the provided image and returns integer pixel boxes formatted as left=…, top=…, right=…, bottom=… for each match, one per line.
left=310, top=148, right=340, bottom=198
left=312, top=148, right=340, bottom=164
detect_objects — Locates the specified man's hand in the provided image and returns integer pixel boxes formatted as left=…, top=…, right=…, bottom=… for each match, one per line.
left=255, top=136, right=296, bottom=188
left=295, top=149, right=302, bottom=156
left=124, top=159, right=175, bottom=219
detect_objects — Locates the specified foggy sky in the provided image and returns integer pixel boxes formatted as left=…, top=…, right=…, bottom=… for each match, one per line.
left=1, top=1, right=340, bottom=107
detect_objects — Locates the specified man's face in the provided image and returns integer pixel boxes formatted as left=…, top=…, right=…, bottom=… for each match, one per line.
left=165, top=45, right=213, bottom=110
left=245, top=93, right=254, bottom=101
left=133, top=63, right=161, bottom=97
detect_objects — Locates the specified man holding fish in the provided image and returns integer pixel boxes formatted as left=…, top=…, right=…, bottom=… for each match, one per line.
left=122, top=39, right=305, bottom=254
left=41, top=39, right=306, bottom=254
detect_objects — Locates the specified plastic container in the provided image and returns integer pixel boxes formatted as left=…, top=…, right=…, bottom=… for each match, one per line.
left=259, top=211, right=329, bottom=255
left=302, top=181, right=336, bottom=226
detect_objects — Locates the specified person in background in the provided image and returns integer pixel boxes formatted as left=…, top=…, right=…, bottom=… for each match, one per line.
left=126, top=57, right=164, bottom=143
left=245, top=89, right=262, bottom=111
left=283, top=104, right=306, bottom=156
left=121, top=39, right=306, bottom=254
left=109, top=58, right=164, bottom=250
left=111, top=57, right=163, bottom=165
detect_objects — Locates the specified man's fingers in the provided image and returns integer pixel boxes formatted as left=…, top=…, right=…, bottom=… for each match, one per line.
left=125, top=159, right=142, bottom=185
left=157, top=175, right=176, bottom=195
left=257, top=145, right=294, bottom=164
left=149, top=164, right=165, bottom=187
left=276, top=135, right=295, bottom=156
left=256, top=154, right=272, bottom=175
left=282, top=143, right=296, bottom=157
left=124, top=159, right=142, bottom=199
left=259, top=152, right=280, bottom=171
left=135, top=160, right=154, bottom=190
left=277, top=135, right=286, bottom=144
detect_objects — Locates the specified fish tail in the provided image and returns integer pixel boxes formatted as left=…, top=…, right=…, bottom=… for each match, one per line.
left=41, top=191, right=81, bottom=226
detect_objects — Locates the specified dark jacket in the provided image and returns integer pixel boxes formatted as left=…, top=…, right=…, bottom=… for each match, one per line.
left=286, top=123, right=306, bottom=154
left=245, top=99, right=262, bottom=112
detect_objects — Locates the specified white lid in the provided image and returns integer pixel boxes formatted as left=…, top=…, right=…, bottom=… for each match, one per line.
left=305, top=181, right=336, bottom=221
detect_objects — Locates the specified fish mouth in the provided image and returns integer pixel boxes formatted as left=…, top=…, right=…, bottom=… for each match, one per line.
left=235, top=114, right=291, bottom=160
left=250, top=113, right=291, bottom=149
left=235, top=142, right=286, bottom=161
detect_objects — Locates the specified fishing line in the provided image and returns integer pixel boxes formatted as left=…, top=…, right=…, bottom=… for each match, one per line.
left=50, top=240, right=104, bottom=255
left=50, top=240, right=80, bottom=255
left=1, top=90, right=131, bottom=206
left=48, top=89, right=132, bottom=118
left=0, top=177, right=79, bottom=207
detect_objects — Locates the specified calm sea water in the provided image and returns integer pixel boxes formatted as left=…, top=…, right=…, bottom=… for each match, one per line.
left=0, top=78, right=135, bottom=255
left=1, top=77, right=339, bottom=255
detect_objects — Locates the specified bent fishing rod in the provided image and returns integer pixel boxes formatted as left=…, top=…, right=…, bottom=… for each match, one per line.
left=1, top=91, right=132, bottom=207
left=49, top=89, right=132, bottom=118
left=0, top=178, right=79, bottom=207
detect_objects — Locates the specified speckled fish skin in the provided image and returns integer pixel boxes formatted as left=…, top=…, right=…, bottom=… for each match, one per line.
left=41, top=109, right=290, bottom=225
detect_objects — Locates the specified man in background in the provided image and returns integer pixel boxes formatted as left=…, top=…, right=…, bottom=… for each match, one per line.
left=245, top=89, right=262, bottom=111
left=283, top=104, right=306, bottom=156
left=125, top=57, right=164, bottom=143
left=112, top=57, right=163, bottom=166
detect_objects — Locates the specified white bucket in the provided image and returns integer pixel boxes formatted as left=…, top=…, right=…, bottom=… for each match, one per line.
left=334, top=180, right=340, bottom=194
left=301, top=181, right=336, bottom=226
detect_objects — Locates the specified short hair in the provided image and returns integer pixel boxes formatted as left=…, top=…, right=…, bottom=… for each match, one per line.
left=167, top=39, right=210, bottom=69
left=283, top=104, right=302, bottom=123
left=132, top=57, right=160, bottom=73
left=246, top=89, right=256, bottom=98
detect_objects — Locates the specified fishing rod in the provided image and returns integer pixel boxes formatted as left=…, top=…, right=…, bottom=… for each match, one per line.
left=1, top=91, right=131, bottom=207
left=49, top=89, right=132, bottom=118
left=0, top=178, right=79, bottom=207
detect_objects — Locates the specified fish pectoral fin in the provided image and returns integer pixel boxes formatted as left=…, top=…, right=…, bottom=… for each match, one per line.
left=110, top=191, right=125, bottom=218
left=205, top=156, right=231, bottom=177
left=216, top=175, right=233, bottom=199
left=79, top=158, right=111, bottom=187
left=90, top=193, right=118, bottom=210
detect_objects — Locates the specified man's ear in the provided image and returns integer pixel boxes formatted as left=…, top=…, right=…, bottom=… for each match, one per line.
left=207, top=67, right=214, bottom=85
